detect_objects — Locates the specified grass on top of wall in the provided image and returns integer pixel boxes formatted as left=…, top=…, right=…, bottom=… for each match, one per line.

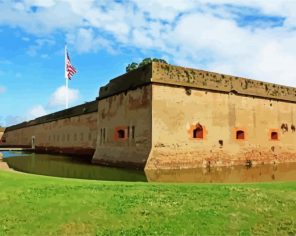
left=0, top=170, right=296, bottom=235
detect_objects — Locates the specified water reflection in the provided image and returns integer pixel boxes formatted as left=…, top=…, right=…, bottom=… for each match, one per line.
left=1, top=151, right=29, bottom=158
left=2, top=151, right=296, bottom=183
left=2, top=152, right=147, bottom=182
left=145, top=164, right=296, bottom=183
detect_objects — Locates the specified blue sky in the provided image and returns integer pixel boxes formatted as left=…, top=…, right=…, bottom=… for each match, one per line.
left=0, top=0, right=296, bottom=127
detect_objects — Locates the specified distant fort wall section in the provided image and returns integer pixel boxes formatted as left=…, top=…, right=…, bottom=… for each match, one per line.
left=1, top=101, right=98, bottom=157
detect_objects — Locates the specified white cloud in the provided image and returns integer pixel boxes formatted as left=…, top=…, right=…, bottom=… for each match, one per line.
left=132, top=0, right=196, bottom=21
left=0, top=86, right=6, bottom=94
left=66, top=28, right=114, bottom=53
left=27, top=105, right=47, bottom=119
left=1, top=105, right=47, bottom=126
left=0, top=1, right=83, bottom=34
left=26, top=0, right=56, bottom=8
left=21, top=36, right=30, bottom=42
left=5, top=115, right=25, bottom=126
left=1, top=0, right=296, bottom=87
left=48, top=85, right=80, bottom=108
left=27, top=38, right=55, bottom=57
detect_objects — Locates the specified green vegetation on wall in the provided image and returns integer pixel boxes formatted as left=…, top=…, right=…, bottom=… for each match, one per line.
left=126, top=58, right=168, bottom=72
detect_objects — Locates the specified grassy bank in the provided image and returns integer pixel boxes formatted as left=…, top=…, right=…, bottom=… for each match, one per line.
left=0, top=170, right=296, bottom=235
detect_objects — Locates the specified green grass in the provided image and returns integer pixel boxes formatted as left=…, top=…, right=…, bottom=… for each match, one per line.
left=0, top=170, right=296, bottom=235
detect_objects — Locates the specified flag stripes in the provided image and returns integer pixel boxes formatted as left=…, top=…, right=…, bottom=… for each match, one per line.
left=66, top=50, right=77, bottom=80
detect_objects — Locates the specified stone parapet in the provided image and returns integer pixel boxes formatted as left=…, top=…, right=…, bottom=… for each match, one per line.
left=5, top=100, right=98, bottom=132
left=152, top=62, right=296, bottom=103
left=98, top=63, right=153, bottom=99
left=98, top=62, right=296, bottom=103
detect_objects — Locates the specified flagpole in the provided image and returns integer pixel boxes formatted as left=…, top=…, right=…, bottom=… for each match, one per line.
left=66, top=74, right=68, bottom=109
left=65, top=44, right=68, bottom=109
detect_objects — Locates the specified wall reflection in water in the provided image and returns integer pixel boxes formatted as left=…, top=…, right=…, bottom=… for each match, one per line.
left=3, top=152, right=296, bottom=183
left=145, top=163, right=296, bottom=183
left=3, top=152, right=147, bottom=182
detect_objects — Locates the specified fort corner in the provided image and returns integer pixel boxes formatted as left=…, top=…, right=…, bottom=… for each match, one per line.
left=0, top=127, right=5, bottom=144
left=93, top=62, right=296, bottom=169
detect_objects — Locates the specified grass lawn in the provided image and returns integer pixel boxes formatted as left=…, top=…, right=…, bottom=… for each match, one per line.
left=0, top=170, right=296, bottom=235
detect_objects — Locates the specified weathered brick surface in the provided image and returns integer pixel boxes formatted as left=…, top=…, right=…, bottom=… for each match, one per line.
left=96, top=62, right=296, bottom=169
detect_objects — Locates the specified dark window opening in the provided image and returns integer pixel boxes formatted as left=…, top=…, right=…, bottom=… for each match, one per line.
left=219, top=140, right=223, bottom=147
left=132, top=126, right=135, bottom=139
left=117, top=129, right=125, bottom=139
left=100, top=129, right=102, bottom=144
left=271, top=132, right=278, bottom=140
left=236, top=130, right=245, bottom=140
left=193, top=125, right=203, bottom=139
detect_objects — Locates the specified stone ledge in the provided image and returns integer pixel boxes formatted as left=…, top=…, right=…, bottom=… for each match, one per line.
left=152, top=62, right=296, bottom=103
left=6, top=100, right=98, bottom=131
left=98, top=62, right=296, bottom=103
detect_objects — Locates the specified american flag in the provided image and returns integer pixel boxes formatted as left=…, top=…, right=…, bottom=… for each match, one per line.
left=65, top=48, right=77, bottom=80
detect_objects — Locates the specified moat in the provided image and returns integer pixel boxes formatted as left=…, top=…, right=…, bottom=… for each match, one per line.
left=1, top=151, right=296, bottom=183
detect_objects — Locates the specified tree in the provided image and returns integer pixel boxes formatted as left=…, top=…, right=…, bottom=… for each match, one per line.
left=138, top=58, right=153, bottom=68
left=152, top=58, right=168, bottom=64
left=126, top=58, right=168, bottom=72
left=126, top=62, right=138, bottom=72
